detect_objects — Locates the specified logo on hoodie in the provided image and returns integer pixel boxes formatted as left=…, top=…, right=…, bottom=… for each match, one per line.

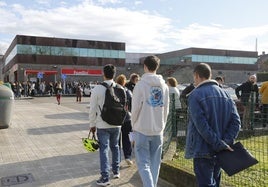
left=147, top=86, right=163, bottom=107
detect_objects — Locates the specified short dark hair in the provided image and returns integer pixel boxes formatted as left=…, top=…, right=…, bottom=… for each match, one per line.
left=103, top=64, right=116, bottom=79
left=215, top=76, right=223, bottom=82
left=144, top=55, right=160, bottom=71
left=129, top=73, right=140, bottom=83
left=193, top=63, right=211, bottom=79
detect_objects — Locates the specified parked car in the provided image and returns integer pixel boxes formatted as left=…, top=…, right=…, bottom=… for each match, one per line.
left=84, top=84, right=96, bottom=97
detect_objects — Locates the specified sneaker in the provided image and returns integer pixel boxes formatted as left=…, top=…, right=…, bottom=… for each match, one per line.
left=125, top=159, right=133, bottom=166
left=96, top=177, right=110, bottom=186
left=113, top=173, right=120, bottom=179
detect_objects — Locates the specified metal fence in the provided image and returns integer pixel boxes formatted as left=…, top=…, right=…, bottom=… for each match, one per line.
left=163, top=94, right=268, bottom=187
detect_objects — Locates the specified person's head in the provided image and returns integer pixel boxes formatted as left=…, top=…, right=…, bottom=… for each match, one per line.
left=166, top=77, right=178, bottom=87
left=193, top=63, right=212, bottom=86
left=129, top=73, right=140, bottom=84
left=249, top=74, right=257, bottom=84
left=116, top=74, right=127, bottom=86
left=215, top=76, right=224, bottom=85
left=143, top=55, right=160, bottom=73
left=103, top=64, right=116, bottom=80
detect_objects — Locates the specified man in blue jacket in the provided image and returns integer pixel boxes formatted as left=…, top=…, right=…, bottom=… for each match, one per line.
left=185, top=63, right=241, bottom=187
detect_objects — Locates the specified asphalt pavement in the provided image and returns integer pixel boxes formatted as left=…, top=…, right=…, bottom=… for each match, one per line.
left=0, top=96, right=174, bottom=187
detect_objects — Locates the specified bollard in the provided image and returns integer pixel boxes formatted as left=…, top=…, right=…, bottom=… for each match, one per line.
left=0, top=84, right=14, bottom=129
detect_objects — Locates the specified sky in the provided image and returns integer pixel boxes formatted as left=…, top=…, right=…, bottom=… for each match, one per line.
left=1, top=0, right=268, bottom=55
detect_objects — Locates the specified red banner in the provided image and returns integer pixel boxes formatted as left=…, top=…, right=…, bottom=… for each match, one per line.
left=61, top=69, right=102, bottom=76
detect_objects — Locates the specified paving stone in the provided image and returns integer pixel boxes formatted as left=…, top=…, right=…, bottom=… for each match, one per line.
left=0, top=97, right=175, bottom=187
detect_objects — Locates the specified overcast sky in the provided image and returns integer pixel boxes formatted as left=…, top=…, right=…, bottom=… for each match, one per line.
left=1, top=0, right=268, bottom=55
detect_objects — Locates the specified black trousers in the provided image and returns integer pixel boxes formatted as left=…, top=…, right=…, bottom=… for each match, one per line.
left=262, top=104, right=268, bottom=127
left=121, top=120, right=132, bottom=160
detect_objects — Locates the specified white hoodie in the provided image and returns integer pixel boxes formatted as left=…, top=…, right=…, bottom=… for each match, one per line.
left=131, top=73, right=169, bottom=136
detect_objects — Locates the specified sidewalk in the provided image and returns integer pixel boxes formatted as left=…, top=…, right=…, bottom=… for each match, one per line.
left=0, top=97, right=174, bottom=187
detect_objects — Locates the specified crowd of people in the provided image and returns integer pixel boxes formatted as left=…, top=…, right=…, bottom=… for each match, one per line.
left=86, top=58, right=268, bottom=187
left=9, top=80, right=97, bottom=98
left=6, top=57, right=268, bottom=187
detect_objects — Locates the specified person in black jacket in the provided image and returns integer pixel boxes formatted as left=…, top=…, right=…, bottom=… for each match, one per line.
left=180, top=83, right=195, bottom=110
left=235, top=75, right=259, bottom=129
left=215, top=76, right=224, bottom=88
left=116, top=74, right=134, bottom=166
left=125, top=73, right=140, bottom=92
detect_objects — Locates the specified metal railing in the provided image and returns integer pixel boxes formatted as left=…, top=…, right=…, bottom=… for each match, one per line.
left=163, top=94, right=268, bottom=187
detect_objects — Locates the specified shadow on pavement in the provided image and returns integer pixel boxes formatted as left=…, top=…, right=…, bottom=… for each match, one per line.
left=44, top=112, right=88, bottom=120
left=27, top=123, right=89, bottom=135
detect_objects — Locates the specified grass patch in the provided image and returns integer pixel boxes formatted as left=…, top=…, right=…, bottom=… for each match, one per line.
left=172, top=135, right=268, bottom=187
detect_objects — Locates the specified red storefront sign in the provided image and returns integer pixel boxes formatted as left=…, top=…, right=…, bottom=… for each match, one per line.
left=25, top=70, right=57, bottom=75
left=61, top=69, right=102, bottom=76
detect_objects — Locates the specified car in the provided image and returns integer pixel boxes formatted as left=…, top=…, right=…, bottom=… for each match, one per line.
left=83, top=84, right=96, bottom=96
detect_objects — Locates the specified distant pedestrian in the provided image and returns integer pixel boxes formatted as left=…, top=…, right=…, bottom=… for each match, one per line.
left=125, top=73, right=140, bottom=92
left=166, top=77, right=181, bottom=111
left=131, top=55, right=169, bottom=187
left=179, top=83, right=195, bottom=110
left=48, top=82, right=54, bottom=96
left=55, top=81, right=62, bottom=105
left=259, top=80, right=268, bottom=127
left=215, top=76, right=224, bottom=88
left=235, top=75, right=259, bottom=129
left=76, top=83, right=83, bottom=102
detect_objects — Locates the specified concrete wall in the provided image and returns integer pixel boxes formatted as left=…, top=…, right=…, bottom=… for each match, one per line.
left=160, top=161, right=197, bottom=187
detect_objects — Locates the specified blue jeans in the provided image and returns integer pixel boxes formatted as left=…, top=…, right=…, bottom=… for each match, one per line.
left=193, top=157, right=221, bottom=187
left=134, top=131, right=163, bottom=187
left=97, top=128, right=121, bottom=179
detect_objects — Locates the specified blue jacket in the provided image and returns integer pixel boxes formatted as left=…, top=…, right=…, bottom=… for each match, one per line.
left=185, top=80, right=241, bottom=159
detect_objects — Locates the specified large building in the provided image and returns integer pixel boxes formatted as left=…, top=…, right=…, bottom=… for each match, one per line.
left=0, top=35, right=264, bottom=84
left=155, top=47, right=259, bottom=83
left=1, top=35, right=125, bottom=83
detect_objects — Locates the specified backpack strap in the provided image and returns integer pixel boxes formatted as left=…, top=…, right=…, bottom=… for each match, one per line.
left=98, top=82, right=113, bottom=113
left=100, top=82, right=111, bottom=89
left=98, top=82, right=127, bottom=113
left=115, top=83, right=127, bottom=106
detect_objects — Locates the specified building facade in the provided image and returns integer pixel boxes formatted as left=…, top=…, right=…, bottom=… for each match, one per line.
left=0, top=35, right=263, bottom=84
left=155, top=48, right=259, bottom=83
left=1, top=35, right=125, bottom=83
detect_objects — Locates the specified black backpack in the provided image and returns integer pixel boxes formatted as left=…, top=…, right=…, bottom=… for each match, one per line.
left=99, top=82, right=127, bottom=126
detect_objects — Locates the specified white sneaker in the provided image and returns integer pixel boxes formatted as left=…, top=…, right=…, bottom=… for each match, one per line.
left=113, top=173, right=120, bottom=179
left=125, top=159, right=133, bottom=166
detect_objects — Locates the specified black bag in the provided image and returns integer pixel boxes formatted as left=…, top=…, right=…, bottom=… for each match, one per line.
left=99, top=82, right=127, bottom=126
left=216, top=141, right=258, bottom=176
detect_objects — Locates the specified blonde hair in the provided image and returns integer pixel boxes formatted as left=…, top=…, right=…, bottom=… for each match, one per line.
left=167, top=77, right=178, bottom=87
left=116, top=74, right=127, bottom=86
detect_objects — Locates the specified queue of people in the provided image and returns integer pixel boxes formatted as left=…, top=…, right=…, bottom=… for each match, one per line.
left=86, top=59, right=268, bottom=187
left=7, top=59, right=267, bottom=187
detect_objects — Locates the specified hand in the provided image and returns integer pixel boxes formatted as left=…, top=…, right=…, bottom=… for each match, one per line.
left=90, top=127, right=96, bottom=133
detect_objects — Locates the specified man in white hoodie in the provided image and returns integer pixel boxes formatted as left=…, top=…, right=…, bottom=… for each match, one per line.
left=131, top=55, right=169, bottom=187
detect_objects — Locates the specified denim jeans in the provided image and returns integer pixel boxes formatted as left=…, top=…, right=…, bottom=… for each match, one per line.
left=97, top=128, right=121, bottom=179
left=193, top=157, right=221, bottom=187
left=134, top=131, right=163, bottom=187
